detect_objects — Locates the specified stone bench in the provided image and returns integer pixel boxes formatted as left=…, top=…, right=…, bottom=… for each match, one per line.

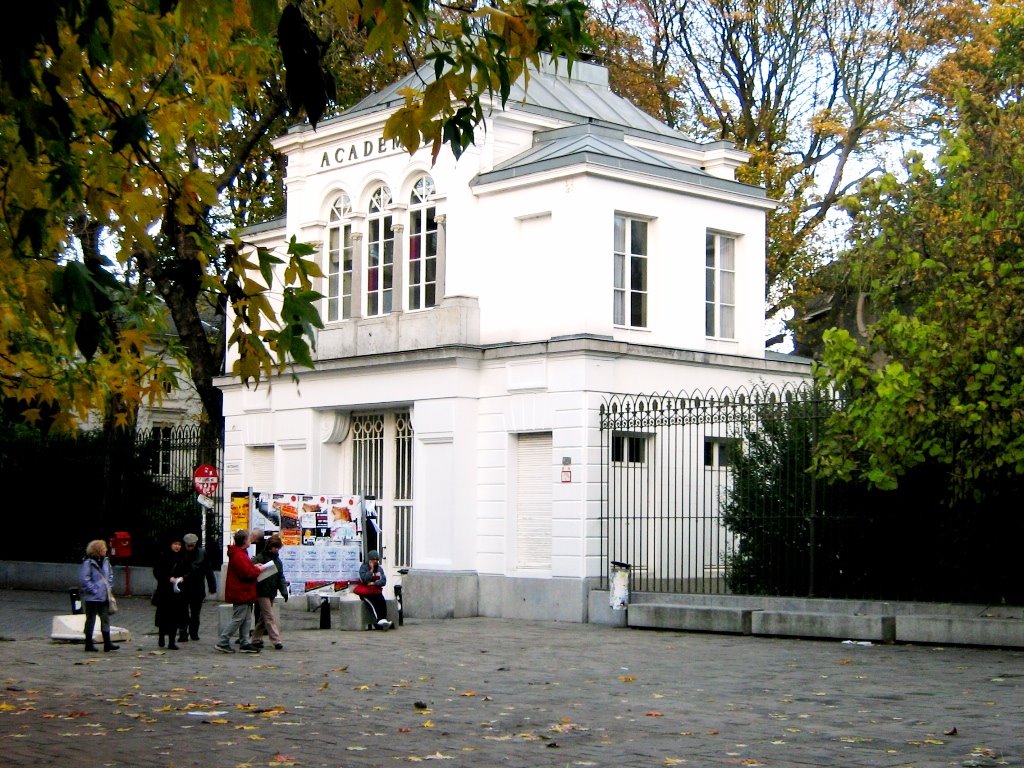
left=752, top=611, right=895, bottom=643
left=895, top=615, right=1024, bottom=648
left=628, top=603, right=754, bottom=635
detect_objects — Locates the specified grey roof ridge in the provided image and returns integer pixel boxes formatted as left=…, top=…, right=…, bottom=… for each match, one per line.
left=473, top=148, right=766, bottom=199
left=491, top=131, right=684, bottom=173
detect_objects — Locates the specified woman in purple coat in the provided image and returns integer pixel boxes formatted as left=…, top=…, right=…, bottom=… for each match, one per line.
left=79, top=539, right=119, bottom=652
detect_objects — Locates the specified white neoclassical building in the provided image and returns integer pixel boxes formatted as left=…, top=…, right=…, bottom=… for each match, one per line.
left=218, top=56, right=810, bottom=622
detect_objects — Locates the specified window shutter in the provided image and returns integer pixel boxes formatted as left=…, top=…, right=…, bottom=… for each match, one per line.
left=246, top=446, right=275, bottom=492
left=516, top=433, right=552, bottom=570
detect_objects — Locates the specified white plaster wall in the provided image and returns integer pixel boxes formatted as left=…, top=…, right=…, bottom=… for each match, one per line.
left=220, top=344, right=809, bottom=562
left=464, top=172, right=768, bottom=355
left=258, top=101, right=770, bottom=365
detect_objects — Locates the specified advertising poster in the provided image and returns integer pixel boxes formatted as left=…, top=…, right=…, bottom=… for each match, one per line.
left=231, top=490, right=366, bottom=594
left=231, top=490, right=279, bottom=535
left=240, top=492, right=366, bottom=593
left=229, top=492, right=250, bottom=533
left=328, top=495, right=361, bottom=543
left=271, top=493, right=302, bottom=546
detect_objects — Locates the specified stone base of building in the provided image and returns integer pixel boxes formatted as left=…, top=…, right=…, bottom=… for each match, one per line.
left=399, top=571, right=601, bottom=623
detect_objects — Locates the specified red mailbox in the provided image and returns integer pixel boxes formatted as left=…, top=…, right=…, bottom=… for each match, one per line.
left=109, top=531, right=132, bottom=559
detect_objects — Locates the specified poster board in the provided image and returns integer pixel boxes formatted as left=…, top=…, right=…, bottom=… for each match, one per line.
left=231, top=489, right=365, bottom=594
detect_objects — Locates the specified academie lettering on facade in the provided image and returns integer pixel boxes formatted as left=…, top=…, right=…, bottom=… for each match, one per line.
left=320, top=135, right=403, bottom=169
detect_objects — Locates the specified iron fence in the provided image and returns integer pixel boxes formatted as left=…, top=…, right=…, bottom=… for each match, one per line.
left=0, top=424, right=223, bottom=566
left=599, top=383, right=1022, bottom=605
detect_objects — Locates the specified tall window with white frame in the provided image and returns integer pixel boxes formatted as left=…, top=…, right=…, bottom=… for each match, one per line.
left=705, top=232, right=736, bottom=338
left=613, top=214, right=648, bottom=327
left=367, top=185, right=394, bottom=316
left=407, top=175, right=437, bottom=310
left=326, top=193, right=353, bottom=322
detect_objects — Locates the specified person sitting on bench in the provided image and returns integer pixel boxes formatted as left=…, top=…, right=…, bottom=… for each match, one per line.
left=354, top=550, right=392, bottom=630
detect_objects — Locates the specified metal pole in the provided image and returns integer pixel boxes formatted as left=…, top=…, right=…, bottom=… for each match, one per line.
left=808, top=395, right=819, bottom=598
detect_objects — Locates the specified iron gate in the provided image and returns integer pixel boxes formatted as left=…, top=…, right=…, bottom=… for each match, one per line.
left=599, top=384, right=841, bottom=596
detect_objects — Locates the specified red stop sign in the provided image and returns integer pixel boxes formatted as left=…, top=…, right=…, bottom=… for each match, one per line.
left=193, top=464, right=220, bottom=496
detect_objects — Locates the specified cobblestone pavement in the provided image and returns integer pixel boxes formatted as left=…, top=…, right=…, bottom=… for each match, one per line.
left=0, top=588, right=1021, bottom=767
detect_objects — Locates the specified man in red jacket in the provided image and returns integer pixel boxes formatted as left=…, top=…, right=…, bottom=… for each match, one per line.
left=216, top=529, right=267, bottom=653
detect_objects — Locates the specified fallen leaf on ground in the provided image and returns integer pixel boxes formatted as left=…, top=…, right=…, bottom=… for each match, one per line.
left=646, top=711, right=663, bottom=717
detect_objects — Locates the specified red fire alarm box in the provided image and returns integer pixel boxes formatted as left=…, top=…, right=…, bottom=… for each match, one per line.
left=110, top=531, right=132, bottom=559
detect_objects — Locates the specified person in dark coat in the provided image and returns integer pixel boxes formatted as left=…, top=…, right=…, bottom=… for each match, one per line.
left=178, top=532, right=217, bottom=642
left=356, top=550, right=392, bottom=630
left=253, top=535, right=289, bottom=649
left=152, top=538, right=187, bottom=649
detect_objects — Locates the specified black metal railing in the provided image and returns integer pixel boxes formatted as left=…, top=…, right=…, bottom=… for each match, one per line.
left=599, top=384, right=1022, bottom=605
left=0, top=424, right=223, bottom=566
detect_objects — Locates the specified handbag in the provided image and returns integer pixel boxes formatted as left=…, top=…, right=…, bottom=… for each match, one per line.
left=353, top=583, right=382, bottom=596
left=108, top=592, right=119, bottom=614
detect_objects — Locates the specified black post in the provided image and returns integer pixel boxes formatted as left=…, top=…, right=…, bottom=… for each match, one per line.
left=395, top=568, right=409, bottom=626
left=319, top=596, right=331, bottom=629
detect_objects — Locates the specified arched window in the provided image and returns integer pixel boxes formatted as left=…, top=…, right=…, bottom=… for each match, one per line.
left=326, top=193, right=352, bottom=322
left=408, top=175, right=437, bottom=310
left=366, top=185, right=393, bottom=316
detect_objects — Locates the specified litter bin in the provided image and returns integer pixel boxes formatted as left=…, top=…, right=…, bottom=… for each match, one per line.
left=610, top=561, right=630, bottom=610
left=68, top=588, right=83, bottom=615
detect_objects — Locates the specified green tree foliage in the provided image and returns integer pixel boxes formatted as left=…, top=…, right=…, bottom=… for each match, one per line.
left=0, top=0, right=588, bottom=430
left=814, top=1, right=1024, bottom=500
left=723, top=387, right=1023, bottom=603
left=722, top=388, right=853, bottom=596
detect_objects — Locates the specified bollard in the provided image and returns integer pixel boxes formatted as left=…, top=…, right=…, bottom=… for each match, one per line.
left=395, top=567, right=409, bottom=626
left=609, top=561, right=630, bottom=610
left=319, top=596, right=331, bottom=629
left=68, top=588, right=83, bottom=615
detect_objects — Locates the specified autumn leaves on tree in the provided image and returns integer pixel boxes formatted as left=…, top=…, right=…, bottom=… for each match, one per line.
left=0, top=0, right=587, bottom=430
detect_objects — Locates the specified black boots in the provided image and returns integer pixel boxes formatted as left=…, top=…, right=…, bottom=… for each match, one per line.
left=102, top=631, right=120, bottom=652
left=84, top=640, right=98, bottom=652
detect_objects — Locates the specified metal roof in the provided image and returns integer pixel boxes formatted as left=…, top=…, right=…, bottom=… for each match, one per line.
left=490, top=124, right=684, bottom=172
left=474, top=123, right=765, bottom=199
left=310, top=56, right=683, bottom=140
